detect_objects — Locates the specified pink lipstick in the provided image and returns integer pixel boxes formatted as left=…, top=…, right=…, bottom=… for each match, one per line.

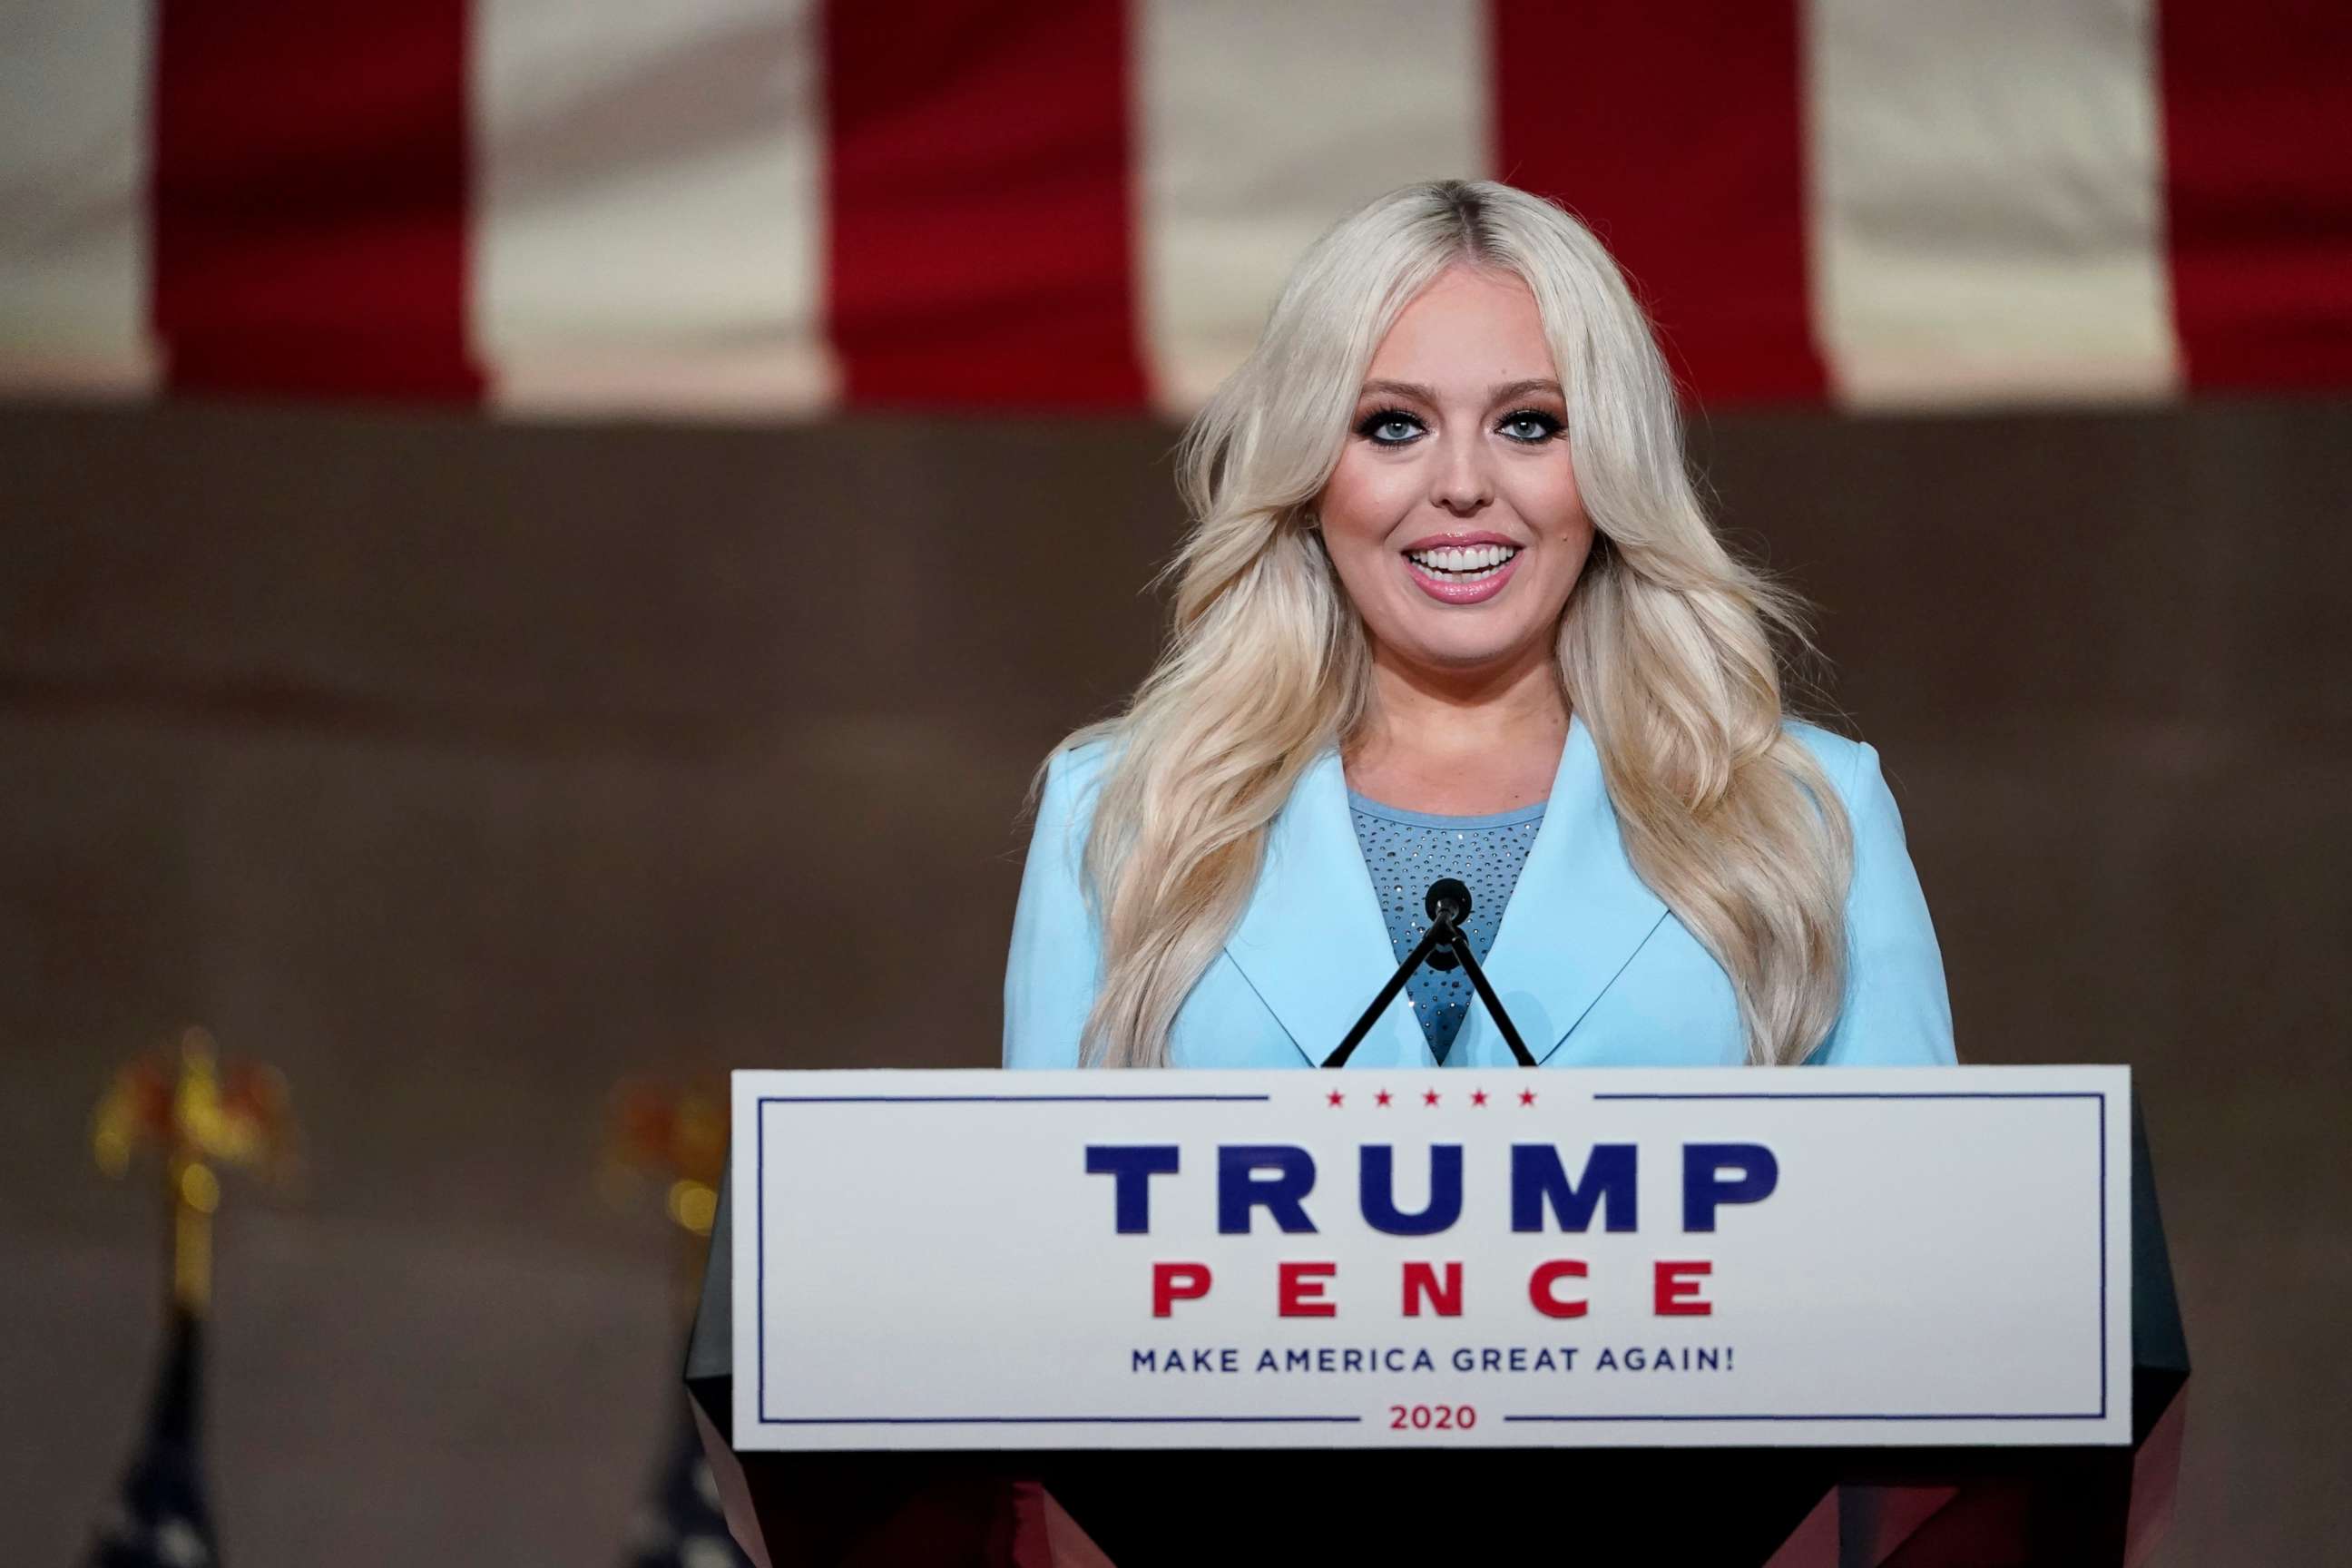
left=1400, top=534, right=1523, bottom=605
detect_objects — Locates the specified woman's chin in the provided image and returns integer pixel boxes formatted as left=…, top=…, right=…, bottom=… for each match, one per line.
left=1378, top=622, right=1556, bottom=681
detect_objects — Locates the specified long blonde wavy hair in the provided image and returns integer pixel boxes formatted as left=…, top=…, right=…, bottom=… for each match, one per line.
left=1071, top=180, right=1851, bottom=1068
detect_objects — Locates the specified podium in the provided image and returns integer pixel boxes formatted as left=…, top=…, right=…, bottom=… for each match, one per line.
left=686, top=1080, right=2187, bottom=1567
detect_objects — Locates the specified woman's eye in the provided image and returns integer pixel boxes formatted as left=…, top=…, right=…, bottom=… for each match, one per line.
left=1498, top=410, right=1563, bottom=443
left=1358, top=411, right=1424, bottom=445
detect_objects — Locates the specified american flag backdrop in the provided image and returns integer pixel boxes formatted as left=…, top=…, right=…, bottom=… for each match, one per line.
left=2, top=0, right=2347, bottom=419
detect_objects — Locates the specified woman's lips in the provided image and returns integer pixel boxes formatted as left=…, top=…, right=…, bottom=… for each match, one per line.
left=1402, top=546, right=1521, bottom=605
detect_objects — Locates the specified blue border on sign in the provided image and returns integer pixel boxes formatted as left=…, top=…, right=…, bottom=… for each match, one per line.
left=752, top=1086, right=2112, bottom=1429
left=1506, top=1088, right=2112, bottom=1426
left=754, top=1091, right=1363, bottom=1427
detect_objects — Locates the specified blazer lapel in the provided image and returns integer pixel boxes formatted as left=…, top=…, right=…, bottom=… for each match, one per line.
left=1222, top=750, right=1432, bottom=1068
left=1450, top=715, right=1671, bottom=1067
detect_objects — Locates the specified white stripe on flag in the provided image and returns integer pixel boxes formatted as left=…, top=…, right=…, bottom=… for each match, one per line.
left=472, top=0, right=836, bottom=418
left=0, top=3, right=156, bottom=397
left=1806, top=0, right=2180, bottom=409
left=1134, top=0, right=1491, bottom=415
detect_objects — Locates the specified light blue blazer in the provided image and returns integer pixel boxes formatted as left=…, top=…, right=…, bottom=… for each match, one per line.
left=1003, top=717, right=1955, bottom=1070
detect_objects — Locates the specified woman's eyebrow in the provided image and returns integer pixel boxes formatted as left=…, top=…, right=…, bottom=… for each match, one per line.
left=1488, top=377, right=1564, bottom=402
left=1357, top=377, right=1564, bottom=404
left=1357, top=377, right=1438, bottom=404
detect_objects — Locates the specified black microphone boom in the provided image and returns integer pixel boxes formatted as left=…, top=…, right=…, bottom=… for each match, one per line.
left=1323, top=877, right=1539, bottom=1069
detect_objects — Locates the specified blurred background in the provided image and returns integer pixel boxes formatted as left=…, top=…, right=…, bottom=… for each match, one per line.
left=3, top=2, right=2346, bottom=1563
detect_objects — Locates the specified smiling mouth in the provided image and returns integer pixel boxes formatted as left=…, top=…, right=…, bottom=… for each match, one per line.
left=1403, top=542, right=1521, bottom=582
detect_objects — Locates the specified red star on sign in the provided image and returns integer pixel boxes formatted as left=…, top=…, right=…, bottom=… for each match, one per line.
left=1327, top=1090, right=1344, bottom=1107
left=1518, top=1088, right=1538, bottom=1106
left=1375, top=1089, right=1392, bottom=1107
left=1423, top=1089, right=1441, bottom=1106
left=1471, top=1090, right=1489, bottom=1106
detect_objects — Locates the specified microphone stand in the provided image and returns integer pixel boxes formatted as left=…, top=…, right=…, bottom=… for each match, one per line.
left=1324, top=877, right=1538, bottom=1069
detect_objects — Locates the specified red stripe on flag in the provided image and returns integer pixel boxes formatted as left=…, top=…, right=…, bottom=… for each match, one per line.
left=1491, top=3, right=1823, bottom=406
left=2160, top=0, right=2352, bottom=392
left=825, top=0, right=1145, bottom=408
left=151, top=3, right=478, bottom=400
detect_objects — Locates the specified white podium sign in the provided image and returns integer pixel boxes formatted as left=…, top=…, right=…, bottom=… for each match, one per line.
left=731, top=1066, right=2131, bottom=1450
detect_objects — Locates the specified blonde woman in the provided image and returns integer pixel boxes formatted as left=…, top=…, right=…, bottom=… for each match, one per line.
left=1004, top=180, right=1953, bottom=1073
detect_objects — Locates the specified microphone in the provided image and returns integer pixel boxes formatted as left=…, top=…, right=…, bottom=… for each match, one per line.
left=1324, top=877, right=1536, bottom=1069
left=1425, top=878, right=1470, bottom=969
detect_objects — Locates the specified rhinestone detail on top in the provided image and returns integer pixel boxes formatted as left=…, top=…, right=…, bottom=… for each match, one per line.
left=1347, top=791, right=1544, bottom=1063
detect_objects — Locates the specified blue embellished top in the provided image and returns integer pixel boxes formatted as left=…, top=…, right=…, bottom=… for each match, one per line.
left=1347, top=791, right=1545, bottom=1063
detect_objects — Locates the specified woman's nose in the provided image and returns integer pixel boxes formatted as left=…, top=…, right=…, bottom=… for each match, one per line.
left=1430, top=434, right=1494, bottom=515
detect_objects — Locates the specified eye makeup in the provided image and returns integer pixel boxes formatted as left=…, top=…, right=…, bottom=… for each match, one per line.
left=1351, top=405, right=1567, bottom=447
left=1355, top=405, right=1425, bottom=445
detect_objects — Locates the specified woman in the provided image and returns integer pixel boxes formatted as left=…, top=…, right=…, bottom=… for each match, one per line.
left=1004, top=179, right=1953, bottom=1072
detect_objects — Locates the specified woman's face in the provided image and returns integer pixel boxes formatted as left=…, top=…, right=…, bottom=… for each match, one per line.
left=1315, top=263, right=1594, bottom=683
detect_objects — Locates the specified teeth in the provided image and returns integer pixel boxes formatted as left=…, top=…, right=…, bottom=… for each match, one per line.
left=1406, top=543, right=1519, bottom=578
